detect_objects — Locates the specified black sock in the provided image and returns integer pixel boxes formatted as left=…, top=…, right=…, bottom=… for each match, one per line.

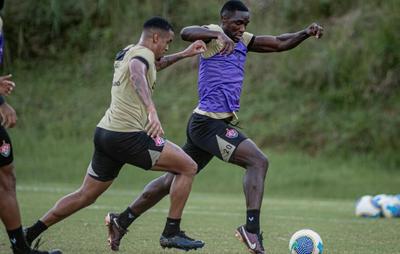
left=26, top=220, right=48, bottom=244
left=162, top=217, right=181, bottom=237
left=118, top=207, right=139, bottom=229
left=7, top=226, right=30, bottom=253
left=245, top=209, right=260, bottom=234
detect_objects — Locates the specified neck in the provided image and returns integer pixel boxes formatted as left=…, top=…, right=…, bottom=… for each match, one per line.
left=138, top=38, right=151, bottom=49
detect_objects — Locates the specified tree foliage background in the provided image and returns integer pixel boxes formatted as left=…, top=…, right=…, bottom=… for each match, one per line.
left=2, top=0, right=399, bottom=167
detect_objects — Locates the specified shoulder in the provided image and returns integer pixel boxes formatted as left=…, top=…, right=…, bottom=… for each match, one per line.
left=241, top=31, right=255, bottom=47
left=128, top=46, right=155, bottom=69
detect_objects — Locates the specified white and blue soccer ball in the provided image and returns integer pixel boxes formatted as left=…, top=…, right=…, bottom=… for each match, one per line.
left=289, top=229, right=323, bottom=254
left=355, top=195, right=382, bottom=218
left=371, top=194, right=391, bottom=209
left=380, top=196, right=400, bottom=218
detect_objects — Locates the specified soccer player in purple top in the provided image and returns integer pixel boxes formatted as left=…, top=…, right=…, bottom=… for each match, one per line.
left=99, top=1, right=323, bottom=253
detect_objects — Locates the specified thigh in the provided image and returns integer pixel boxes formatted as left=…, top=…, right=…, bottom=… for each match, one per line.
left=89, top=128, right=129, bottom=181
left=188, top=114, right=247, bottom=163
left=230, top=138, right=266, bottom=168
left=0, top=126, right=13, bottom=167
left=88, top=148, right=123, bottom=182
left=152, top=140, right=196, bottom=175
left=0, top=163, right=15, bottom=190
left=91, top=128, right=167, bottom=181
left=182, top=140, right=213, bottom=173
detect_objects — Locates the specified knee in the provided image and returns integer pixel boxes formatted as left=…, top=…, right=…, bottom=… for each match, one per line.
left=251, top=154, right=269, bottom=174
left=0, top=164, right=16, bottom=193
left=186, top=160, right=198, bottom=176
left=259, top=154, right=269, bottom=171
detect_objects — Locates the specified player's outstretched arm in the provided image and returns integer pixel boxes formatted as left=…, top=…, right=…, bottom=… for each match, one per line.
left=248, top=23, right=324, bottom=53
left=155, top=40, right=206, bottom=71
left=0, top=74, right=15, bottom=96
left=181, top=26, right=234, bottom=55
left=129, top=58, right=163, bottom=138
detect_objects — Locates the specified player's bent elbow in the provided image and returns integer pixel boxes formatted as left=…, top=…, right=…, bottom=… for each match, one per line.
left=180, top=28, right=193, bottom=41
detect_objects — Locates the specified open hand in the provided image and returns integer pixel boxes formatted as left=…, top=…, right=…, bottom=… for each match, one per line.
left=306, top=23, right=324, bottom=39
left=217, top=32, right=235, bottom=55
left=145, top=110, right=164, bottom=138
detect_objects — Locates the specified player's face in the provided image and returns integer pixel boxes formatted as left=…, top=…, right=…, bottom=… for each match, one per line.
left=155, top=30, right=174, bottom=60
left=221, top=11, right=250, bottom=42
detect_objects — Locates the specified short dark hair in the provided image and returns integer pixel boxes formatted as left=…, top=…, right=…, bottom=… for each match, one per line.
left=143, top=16, right=174, bottom=32
left=220, top=0, right=249, bottom=16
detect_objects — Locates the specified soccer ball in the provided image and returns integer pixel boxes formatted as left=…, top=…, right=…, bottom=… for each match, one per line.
left=380, top=196, right=400, bottom=218
left=355, top=195, right=381, bottom=217
left=289, top=229, right=323, bottom=254
left=371, top=194, right=390, bottom=209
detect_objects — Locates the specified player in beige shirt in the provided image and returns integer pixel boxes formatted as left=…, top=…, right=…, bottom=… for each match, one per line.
left=25, top=17, right=207, bottom=251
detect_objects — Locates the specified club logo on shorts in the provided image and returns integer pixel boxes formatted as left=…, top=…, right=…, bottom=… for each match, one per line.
left=0, top=140, right=11, bottom=157
left=225, top=128, right=238, bottom=139
left=152, top=136, right=165, bottom=147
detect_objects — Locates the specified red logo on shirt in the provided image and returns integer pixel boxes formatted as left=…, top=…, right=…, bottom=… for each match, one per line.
left=0, top=140, right=11, bottom=157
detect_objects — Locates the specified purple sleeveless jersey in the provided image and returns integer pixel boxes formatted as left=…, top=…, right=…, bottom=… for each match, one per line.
left=197, top=41, right=248, bottom=113
left=0, top=31, right=3, bottom=64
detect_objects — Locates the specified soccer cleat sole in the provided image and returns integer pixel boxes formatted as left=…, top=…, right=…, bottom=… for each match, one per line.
left=161, top=246, right=198, bottom=251
left=235, top=230, right=257, bottom=254
left=161, top=245, right=200, bottom=251
left=105, top=213, right=119, bottom=251
left=160, top=238, right=204, bottom=251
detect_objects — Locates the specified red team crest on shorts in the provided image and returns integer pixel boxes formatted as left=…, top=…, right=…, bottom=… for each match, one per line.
left=225, top=128, right=238, bottom=139
left=0, top=140, right=11, bottom=157
left=152, top=136, right=166, bottom=147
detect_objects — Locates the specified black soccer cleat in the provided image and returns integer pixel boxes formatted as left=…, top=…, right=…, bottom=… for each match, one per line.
left=160, top=231, right=205, bottom=251
left=235, top=225, right=265, bottom=254
left=105, top=212, right=128, bottom=251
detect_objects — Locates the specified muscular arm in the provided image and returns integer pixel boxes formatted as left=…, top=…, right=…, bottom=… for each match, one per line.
left=248, top=23, right=323, bottom=53
left=129, top=59, right=155, bottom=112
left=181, top=26, right=233, bottom=55
left=249, top=30, right=310, bottom=53
left=129, top=58, right=164, bottom=137
left=156, top=40, right=207, bottom=71
left=180, top=26, right=220, bottom=42
left=155, top=52, right=190, bottom=71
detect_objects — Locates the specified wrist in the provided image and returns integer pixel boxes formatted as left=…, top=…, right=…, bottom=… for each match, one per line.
left=302, top=29, right=311, bottom=38
left=146, top=105, right=156, bottom=113
left=181, top=50, right=189, bottom=58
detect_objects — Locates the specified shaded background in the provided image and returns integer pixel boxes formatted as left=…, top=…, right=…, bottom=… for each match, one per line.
left=1, top=0, right=399, bottom=197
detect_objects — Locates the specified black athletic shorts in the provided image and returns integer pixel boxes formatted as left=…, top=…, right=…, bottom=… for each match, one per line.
left=0, top=126, right=13, bottom=167
left=88, top=127, right=165, bottom=182
left=182, top=113, right=247, bottom=172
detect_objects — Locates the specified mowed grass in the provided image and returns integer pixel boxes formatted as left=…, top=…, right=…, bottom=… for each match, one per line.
left=0, top=184, right=399, bottom=254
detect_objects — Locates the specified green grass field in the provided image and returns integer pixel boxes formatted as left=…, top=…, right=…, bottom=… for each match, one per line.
left=1, top=183, right=399, bottom=254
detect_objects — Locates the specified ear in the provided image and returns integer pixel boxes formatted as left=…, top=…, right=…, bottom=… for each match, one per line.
left=152, top=33, right=159, bottom=43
